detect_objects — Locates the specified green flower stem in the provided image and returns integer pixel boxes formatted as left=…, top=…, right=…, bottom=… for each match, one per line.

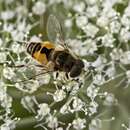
left=16, top=116, right=37, bottom=128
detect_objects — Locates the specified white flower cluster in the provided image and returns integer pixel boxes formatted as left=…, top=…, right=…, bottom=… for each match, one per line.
left=36, top=103, right=50, bottom=121
left=0, top=0, right=130, bottom=129
left=1, top=117, right=20, bottom=130
left=60, top=96, right=85, bottom=114
left=72, top=118, right=86, bottom=130
left=3, top=67, right=15, bottom=80
left=15, top=80, right=40, bottom=93
left=32, top=1, right=46, bottom=15
left=0, top=81, right=12, bottom=112
left=0, top=80, right=19, bottom=130
left=35, top=103, right=62, bottom=129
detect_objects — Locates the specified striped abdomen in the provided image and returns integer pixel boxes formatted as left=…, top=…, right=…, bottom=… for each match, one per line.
left=26, top=41, right=55, bottom=65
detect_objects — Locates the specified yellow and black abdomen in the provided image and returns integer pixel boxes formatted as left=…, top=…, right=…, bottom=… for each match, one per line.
left=27, top=41, right=55, bottom=65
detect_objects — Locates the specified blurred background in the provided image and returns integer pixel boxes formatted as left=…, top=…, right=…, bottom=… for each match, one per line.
left=0, top=0, right=130, bottom=130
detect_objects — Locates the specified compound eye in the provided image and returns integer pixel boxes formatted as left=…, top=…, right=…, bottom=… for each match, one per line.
left=70, top=65, right=82, bottom=78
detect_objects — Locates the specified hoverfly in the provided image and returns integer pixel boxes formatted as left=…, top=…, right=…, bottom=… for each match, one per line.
left=7, top=15, right=84, bottom=82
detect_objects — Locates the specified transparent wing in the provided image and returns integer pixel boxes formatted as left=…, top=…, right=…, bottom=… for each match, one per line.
left=47, top=15, right=66, bottom=47
left=47, top=15, right=78, bottom=59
